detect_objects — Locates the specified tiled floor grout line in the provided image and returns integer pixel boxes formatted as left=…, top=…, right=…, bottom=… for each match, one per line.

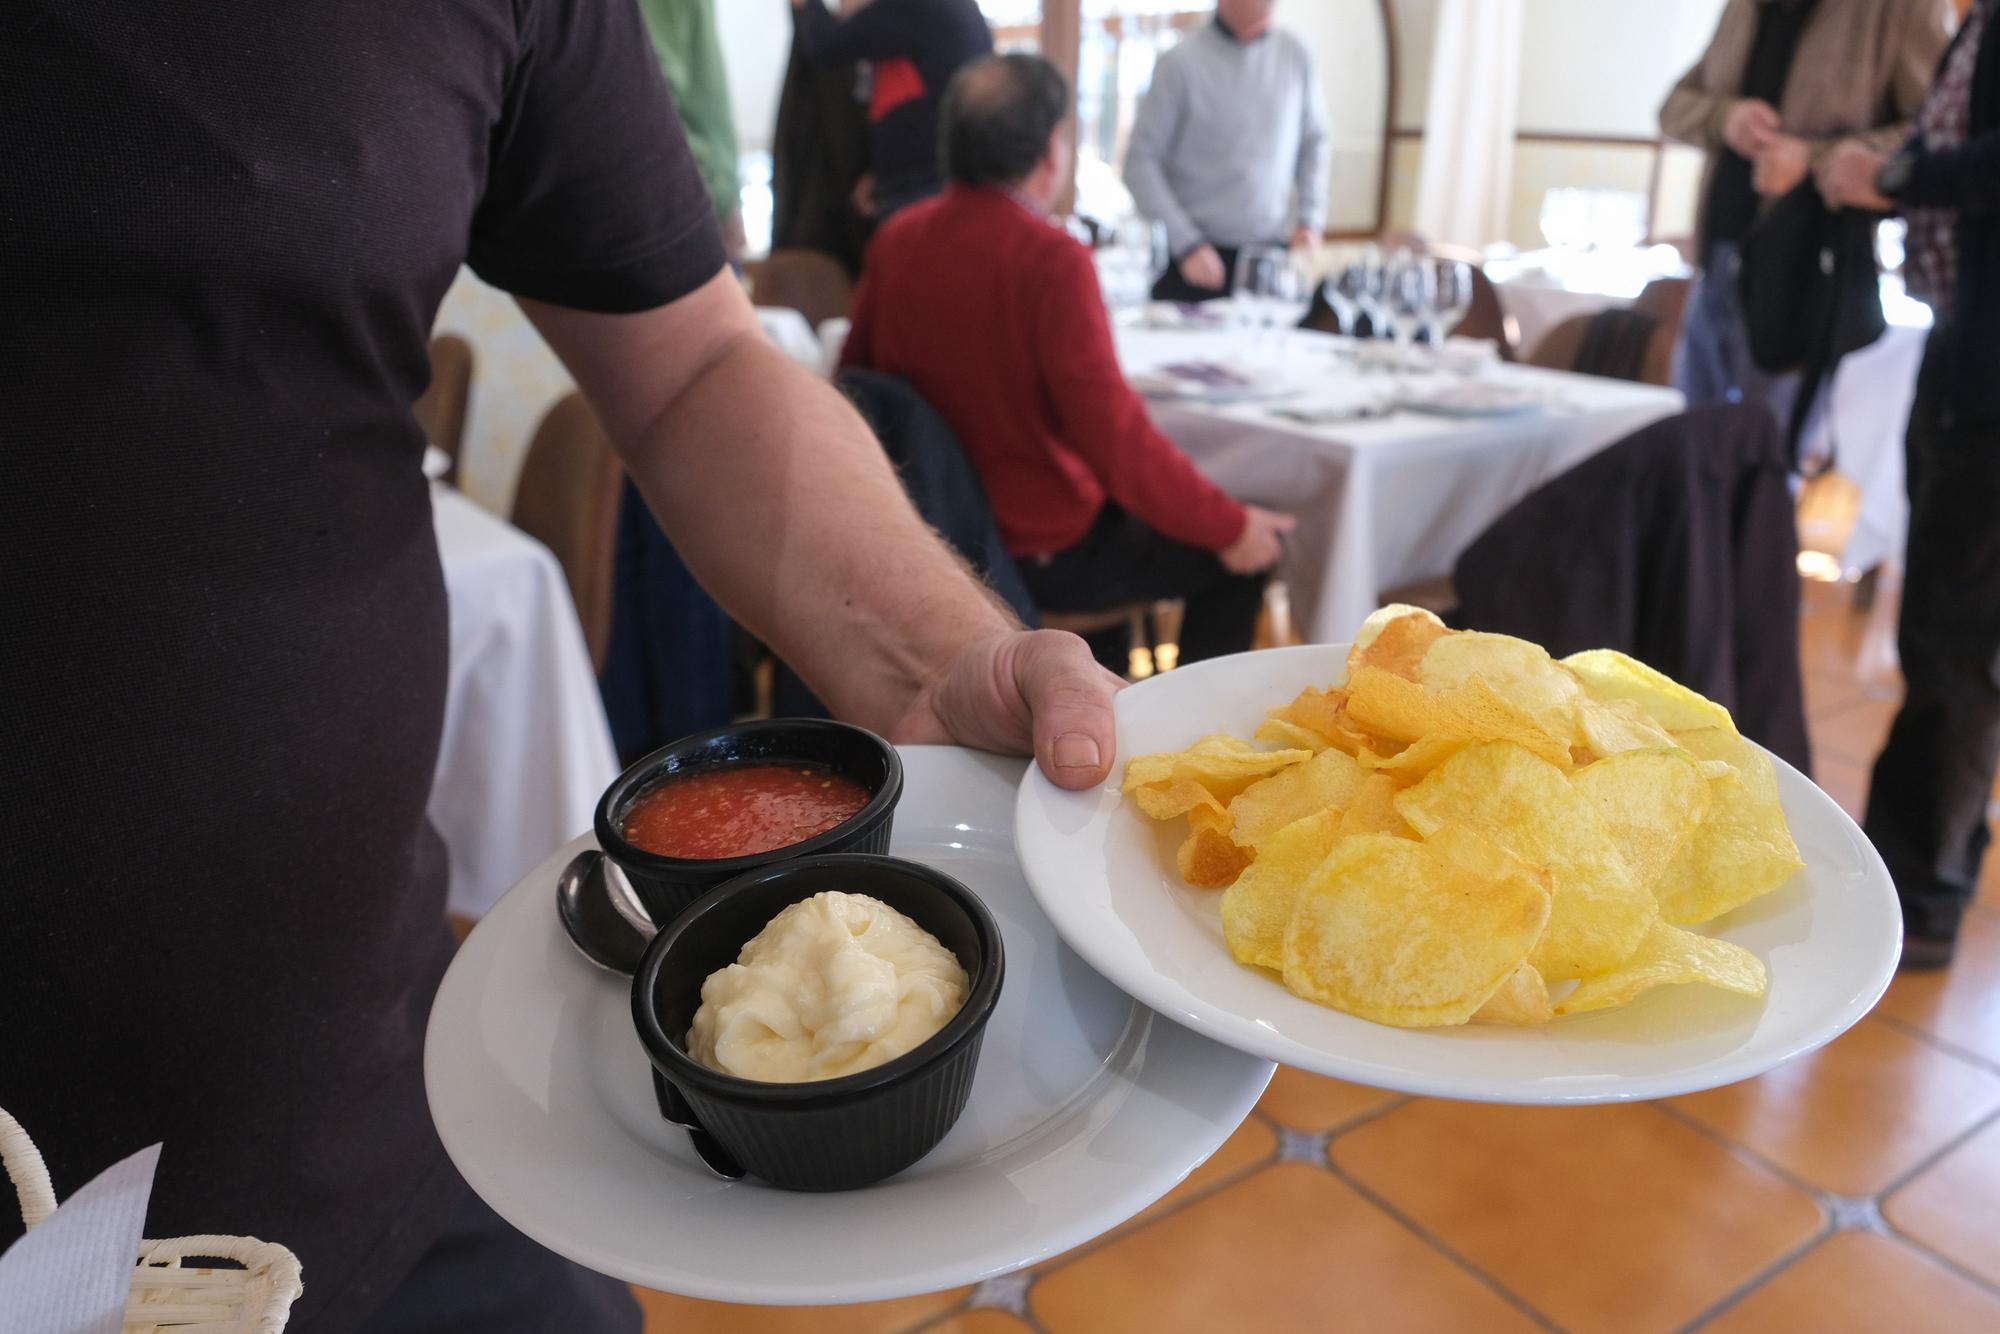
left=1672, top=1222, right=1836, bottom=1333
left=1870, top=1010, right=2000, bottom=1079
left=1317, top=1154, right=1566, bottom=1333
left=1875, top=1217, right=2000, bottom=1307
left=1647, top=1098, right=1848, bottom=1205
left=1871, top=1102, right=2000, bottom=1224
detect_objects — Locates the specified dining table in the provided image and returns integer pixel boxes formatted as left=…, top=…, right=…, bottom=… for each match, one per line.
left=1117, top=322, right=1686, bottom=644
left=430, top=480, right=620, bottom=921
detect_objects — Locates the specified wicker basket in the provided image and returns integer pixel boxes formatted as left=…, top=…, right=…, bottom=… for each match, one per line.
left=1, top=1108, right=302, bottom=1333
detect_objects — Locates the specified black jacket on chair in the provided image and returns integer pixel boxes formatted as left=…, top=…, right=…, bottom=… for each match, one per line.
left=1897, top=13, right=2000, bottom=423
left=1452, top=404, right=1812, bottom=772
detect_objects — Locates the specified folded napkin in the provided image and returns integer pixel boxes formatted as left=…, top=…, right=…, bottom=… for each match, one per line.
left=0, top=1142, right=160, bottom=1334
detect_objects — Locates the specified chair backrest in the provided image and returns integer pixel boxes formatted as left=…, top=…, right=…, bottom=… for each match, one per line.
left=751, top=248, right=857, bottom=330
left=1527, top=308, right=1676, bottom=386
left=1428, top=244, right=1521, bottom=362
left=1634, top=276, right=1692, bottom=336
left=510, top=393, right=624, bottom=673
left=413, top=334, right=474, bottom=484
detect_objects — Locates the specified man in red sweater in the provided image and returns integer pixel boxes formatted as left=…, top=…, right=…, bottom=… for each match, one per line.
left=842, top=52, right=1294, bottom=668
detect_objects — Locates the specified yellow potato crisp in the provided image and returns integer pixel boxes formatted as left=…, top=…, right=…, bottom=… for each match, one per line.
left=1220, top=808, right=1345, bottom=971
left=1556, top=921, right=1767, bottom=1015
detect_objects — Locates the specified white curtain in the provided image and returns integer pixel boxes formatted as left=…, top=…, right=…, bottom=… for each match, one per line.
left=1413, top=0, right=1526, bottom=249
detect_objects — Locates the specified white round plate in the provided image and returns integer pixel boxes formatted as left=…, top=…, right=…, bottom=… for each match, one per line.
left=1015, top=645, right=1901, bottom=1105
left=425, top=747, right=1272, bottom=1305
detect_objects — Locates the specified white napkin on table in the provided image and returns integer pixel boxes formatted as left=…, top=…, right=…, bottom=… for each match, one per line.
left=0, top=1143, right=160, bottom=1334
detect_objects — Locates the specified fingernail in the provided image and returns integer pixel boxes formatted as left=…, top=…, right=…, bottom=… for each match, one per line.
left=1053, top=733, right=1102, bottom=771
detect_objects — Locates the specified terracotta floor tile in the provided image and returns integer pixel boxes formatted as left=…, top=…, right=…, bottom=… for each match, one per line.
left=1884, top=1113, right=2000, bottom=1289
left=1332, top=1101, right=1822, bottom=1334
left=1813, top=753, right=1871, bottom=822
left=1810, top=691, right=1901, bottom=769
left=1877, top=905, right=2000, bottom=1067
left=1256, top=1065, right=1401, bottom=1133
left=1803, top=668, right=1867, bottom=727
left=1701, top=1230, right=2000, bottom=1334
left=635, top=1286, right=967, bottom=1334
left=1031, top=1164, right=1542, bottom=1334
left=1671, top=1017, right=2000, bottom=1197
left=916, top=1313, right=1033, bottom=1334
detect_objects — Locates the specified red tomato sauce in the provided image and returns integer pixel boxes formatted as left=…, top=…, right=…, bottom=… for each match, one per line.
left=621, top=763, right=872, bottom=860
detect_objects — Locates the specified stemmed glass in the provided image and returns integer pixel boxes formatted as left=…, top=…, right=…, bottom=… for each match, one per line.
left=1353, top=247, right=1392, bottom=346
left=1427, top=259, right=1477, bottom=350
left=1232, top=245, right=1309, bottom=350
left=1384, top=250, right=1435, bottom=373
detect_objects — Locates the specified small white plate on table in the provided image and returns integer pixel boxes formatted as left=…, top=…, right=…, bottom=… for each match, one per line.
left=1015, top=645, right=1901, bottom=1105
left=425, top=747, right=1272, bottom=1305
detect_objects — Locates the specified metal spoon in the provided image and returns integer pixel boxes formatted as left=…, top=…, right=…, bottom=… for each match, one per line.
left=555, top=851, right=746, bottom=1181
left=555, top=849, right=656, bottom=976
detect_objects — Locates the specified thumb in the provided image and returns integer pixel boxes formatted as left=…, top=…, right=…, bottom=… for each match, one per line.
left=1015, top=631, right=1123, bottom=791
left=1270, top=510, right=1299, bottom=533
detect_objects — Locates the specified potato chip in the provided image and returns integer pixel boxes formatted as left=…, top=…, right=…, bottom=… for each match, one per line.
left=1417, top=631, right=1585, bottom=747
left=1562, top=649, right=1737, bottom=735
left=1220, top=808, right=1345, bottom=970
left=1123, top=734, right=1313, bottom=806
left=1358, top=735, right=1469, bottom=783
left=1230, top=748, right=1366, bottom=846
left=1178, top=801, right=1256, bottom=889
left=1349, top=604, right=1449, bottom=681
left=1555, top=921, right=1767, bottom=1015
left=1652, top=728, right=1804, bottom=924
left=1269, top=686, right=1372, bottom=757
left=1577, top=696, right=1679, bottom=760
left=1336, top=773, right=1415, bottom=840
left=1571, top=748, right=1712, bottom=897
left=1281, top=831, right=1550, bottom=1028
left=1254, top=717, right=1334, bottom=752
left=1394, top=742, right=1657, bottom=980
left=1347, top=666, right=1572, bottom=771
left=1471, top=961, right=1554, bottom=1026
left=1132, top=778, right=1227, bottom=822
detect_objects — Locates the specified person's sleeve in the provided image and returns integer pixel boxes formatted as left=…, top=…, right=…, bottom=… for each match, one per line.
left=840, top=265, right=878, bottom=371
left=1657, top=8, right=1737, bottom=151
left=794, top=0, right=924, bottom=65
left=1294, top=42, right=1330, bottom=235
left=1122, top=55, right=1205, bottom=258
left=468, top=0, right=727, bottom=313
left=1846, top=0, right=1956, bottom=160
left=1901, top=128, right=2000, bottom=213
left=1031, top=244, right=1246, bottom=553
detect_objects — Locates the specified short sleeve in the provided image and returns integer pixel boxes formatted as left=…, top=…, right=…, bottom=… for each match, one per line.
left=469, top=0, right=727, bottom=313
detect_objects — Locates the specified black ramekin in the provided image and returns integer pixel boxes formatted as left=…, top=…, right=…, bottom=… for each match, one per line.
left=631, top=853, right=1005, bottom=1192
left=593, top=719, right=903, bottom=930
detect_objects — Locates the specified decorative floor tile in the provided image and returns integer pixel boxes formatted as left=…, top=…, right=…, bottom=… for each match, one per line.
left=1256, top=1065, right=1401, bottom=1133
left=1699, top=1230, right=2000, bottom=1333
left=1883, top=1114, right=2000, bottom=1289
left=1031, top=1164, right=1543, bottom=1334
left=1332, top=1101, right=1822, bottom=1334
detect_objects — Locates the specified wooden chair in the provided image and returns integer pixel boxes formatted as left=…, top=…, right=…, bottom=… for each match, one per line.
left=1634, top=276, right=1693, bottom=342
left=412, top=334, right=474, bottom=485
left=511, top=393, right=624, bottom=673
left=1428, top=244, right=1521, bottom=361
left=1526, top=310, right=1677, bottom=387
left=751, top=248, right=856, bottom=330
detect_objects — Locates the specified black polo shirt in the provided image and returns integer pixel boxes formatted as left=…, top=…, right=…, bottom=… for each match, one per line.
left=0, top=1, right=722, bottom=1327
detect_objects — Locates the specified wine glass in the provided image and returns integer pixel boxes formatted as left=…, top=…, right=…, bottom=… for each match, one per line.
left=1232, top=245, right=1292, bottom=345
left=1352, top=246, right=1391, bottom=347
left=1427, top=259, right=1477, bottom=349
left=1384, top=251, right=1435, bottom=374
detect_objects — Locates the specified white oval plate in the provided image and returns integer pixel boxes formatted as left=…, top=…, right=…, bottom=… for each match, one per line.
left=1015, top=645, right=1901, bottom=1105
left=425, top=747, right=1272, bottom=1305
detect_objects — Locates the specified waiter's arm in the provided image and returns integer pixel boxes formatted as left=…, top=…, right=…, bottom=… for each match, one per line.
left=519, top=272, right=1121, bottom=788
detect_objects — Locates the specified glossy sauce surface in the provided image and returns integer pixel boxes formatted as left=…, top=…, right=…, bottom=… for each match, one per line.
left=621, top=764, right=871, bottom=859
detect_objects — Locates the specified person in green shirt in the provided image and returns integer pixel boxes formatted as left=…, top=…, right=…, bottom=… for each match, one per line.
left=639, top=0, right=747, bottom=260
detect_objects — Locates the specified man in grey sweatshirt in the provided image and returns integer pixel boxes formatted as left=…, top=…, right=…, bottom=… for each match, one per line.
left=1123, top=0, right=1329, bottom=301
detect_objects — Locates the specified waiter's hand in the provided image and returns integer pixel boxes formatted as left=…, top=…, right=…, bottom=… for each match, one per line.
left=1816, top=141, right=1894, bottom=212
left=1752, top=134, right=1811, bottom=198
left=1180, top=244, right=1229, bottom=291
left=1291, top=225, right=1321, bottom=256
left=1723, top=98, right=1781, bottom=157
left=1220, top=505, right=1296, bottom=575
left=892, top=631, right=1125, bottom=790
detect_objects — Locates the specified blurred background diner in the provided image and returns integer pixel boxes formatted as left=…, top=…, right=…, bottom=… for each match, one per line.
left=8, top=0, right=2000, bottom=1330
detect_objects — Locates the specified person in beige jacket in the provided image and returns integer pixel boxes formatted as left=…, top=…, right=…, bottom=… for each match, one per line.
left=1659, top=0, right=1953, bottom=419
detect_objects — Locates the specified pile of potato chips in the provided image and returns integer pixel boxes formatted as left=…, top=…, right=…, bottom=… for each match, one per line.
left=1121, top=607, right=1803, bottom=1029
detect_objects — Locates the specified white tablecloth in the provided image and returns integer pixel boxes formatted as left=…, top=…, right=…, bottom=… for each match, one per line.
left=1118, top=327, right=1686, bottom=642
left=431, top=486, right=620, bottom=919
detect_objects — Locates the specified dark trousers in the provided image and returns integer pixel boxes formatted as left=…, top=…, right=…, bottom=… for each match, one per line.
left=1021, top=505, right=1265, bottom=673
left=1863, top=322, right=2000, bottom=941
left=1152, top=244, right=1241, bottom=303
left=361, top=1187, right=640, bottom=1334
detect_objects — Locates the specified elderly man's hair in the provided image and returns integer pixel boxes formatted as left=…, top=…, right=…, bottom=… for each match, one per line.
left=941, top=53, right=1072, bottom=189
